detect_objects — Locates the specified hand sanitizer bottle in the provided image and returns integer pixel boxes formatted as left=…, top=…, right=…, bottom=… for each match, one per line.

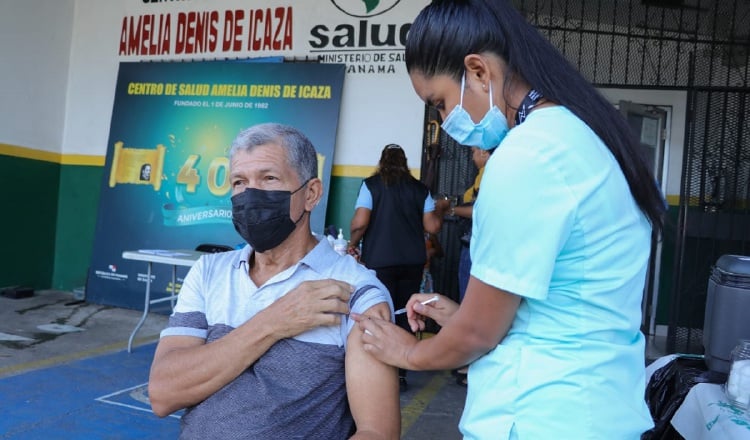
left=334, top=228, right=348, bottom=256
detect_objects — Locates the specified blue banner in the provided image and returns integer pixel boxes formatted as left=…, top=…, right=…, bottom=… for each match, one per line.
left=87, top=60, right=345, bottom=310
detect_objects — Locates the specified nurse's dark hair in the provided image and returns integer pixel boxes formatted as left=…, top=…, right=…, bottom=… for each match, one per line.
left=406, top=0, right=665, bottom=233
left=230, top=123, right=317, bottom=184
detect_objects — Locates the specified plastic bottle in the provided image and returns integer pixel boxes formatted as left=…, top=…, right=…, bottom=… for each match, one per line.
left=334, top=228, right=348, bottom=256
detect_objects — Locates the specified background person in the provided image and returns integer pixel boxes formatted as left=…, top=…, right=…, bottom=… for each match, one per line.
left=452, top=146, right=494, bottom=301
left=353, top=1, right=667, bottom=439
left=149, top=123, right=400, bottom=440
left=348, top=143, right=448, bottom=390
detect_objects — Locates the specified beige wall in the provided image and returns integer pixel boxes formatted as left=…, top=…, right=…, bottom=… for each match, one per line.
left=0, top=0, right=73, bottom=154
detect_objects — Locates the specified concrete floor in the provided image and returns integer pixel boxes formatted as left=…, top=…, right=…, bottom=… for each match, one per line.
left=0, top=290, right=167, bottom=374
left=0, top=290, right=465, bottom=439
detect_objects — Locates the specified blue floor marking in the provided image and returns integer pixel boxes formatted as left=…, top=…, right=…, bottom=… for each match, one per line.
left=1, top=343, right=180, bottom=439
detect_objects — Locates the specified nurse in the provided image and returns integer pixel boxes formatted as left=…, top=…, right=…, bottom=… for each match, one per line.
left=352, top=1, right=666, bottom=438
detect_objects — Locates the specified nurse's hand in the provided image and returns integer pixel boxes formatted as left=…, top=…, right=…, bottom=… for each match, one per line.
left=350, top=314, right=416, bottom=369
left=405, top=293, right=459, bottom=332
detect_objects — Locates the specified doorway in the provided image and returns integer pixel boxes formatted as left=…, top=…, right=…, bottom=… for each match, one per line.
left=619, top=101, right=670, bottom=336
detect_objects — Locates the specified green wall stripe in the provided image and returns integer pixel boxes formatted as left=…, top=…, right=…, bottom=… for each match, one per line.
left=325, top=175, right=364, bottom=238
left=0, top=155, right=59, bottom=289
left=53, top=165, right=104, bottom=290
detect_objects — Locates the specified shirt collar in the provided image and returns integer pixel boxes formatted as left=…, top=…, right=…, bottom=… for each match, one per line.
left=232, top=236, right=339, bottom=274
left=301, top=237, right=341, bottom=273
left=232, top=244, right=252, bottom=269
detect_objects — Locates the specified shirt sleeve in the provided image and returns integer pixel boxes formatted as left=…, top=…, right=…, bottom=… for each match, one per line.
left=424, top=192, right=436, bottom=213
left=160, top=256, right=209, bottom=339
left=344, top=282, right=394, bottom=343
left=354, top=181, right=372, bottom=210
left=470, top=147, right=576, bottom=300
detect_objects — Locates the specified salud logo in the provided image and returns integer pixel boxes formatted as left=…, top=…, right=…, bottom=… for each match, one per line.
left=331, top=0, right=401, bottom=18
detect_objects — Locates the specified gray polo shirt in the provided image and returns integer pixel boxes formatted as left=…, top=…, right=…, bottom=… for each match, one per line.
left=162, top=238, right=393, bottom=439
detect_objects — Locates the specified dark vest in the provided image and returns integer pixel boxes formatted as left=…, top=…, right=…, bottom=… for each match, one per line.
left=361, top=174, right=428, bottom=269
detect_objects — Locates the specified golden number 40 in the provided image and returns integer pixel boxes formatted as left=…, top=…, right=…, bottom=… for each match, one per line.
left=176, top=154, right=231, bottom=196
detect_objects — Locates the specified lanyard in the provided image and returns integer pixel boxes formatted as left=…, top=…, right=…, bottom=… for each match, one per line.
left=515, top=89, right=544, bottom=125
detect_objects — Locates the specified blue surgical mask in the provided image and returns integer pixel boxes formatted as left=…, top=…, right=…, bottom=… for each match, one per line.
left=441, top=73, right=508, bottom=150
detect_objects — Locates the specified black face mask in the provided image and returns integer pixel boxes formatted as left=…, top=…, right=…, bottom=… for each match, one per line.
left=231, top=180, right=308, bottom=252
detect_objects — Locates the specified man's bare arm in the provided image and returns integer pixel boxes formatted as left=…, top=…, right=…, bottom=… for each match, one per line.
left=148, top=316, right=280, bottom=417
left=346, top=302, right=400, bottom=440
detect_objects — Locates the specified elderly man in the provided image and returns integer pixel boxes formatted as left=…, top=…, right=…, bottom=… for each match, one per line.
left=148, top=123, right=400, bottom=439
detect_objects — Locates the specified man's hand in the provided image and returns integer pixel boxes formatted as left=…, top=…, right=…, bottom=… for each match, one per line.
left=264, top=279, right=354, bottom=339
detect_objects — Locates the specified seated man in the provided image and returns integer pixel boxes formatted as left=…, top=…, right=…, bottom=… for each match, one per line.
left=148, top=123, right=400, bottom=439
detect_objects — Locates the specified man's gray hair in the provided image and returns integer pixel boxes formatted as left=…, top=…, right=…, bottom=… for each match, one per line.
left=229, top=123, right=318, bottom=183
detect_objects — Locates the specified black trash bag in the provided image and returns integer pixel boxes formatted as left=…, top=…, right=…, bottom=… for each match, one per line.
left=641, top=357, right=709, bottom=440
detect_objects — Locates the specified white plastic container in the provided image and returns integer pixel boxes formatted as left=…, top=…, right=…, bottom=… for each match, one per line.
left=333, top=228, right=348, bottom=256
left=726, top=339, right=750, bottom=409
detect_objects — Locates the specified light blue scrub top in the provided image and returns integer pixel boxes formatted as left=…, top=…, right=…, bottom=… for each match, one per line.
left=463, top=106, right=654, bottom=439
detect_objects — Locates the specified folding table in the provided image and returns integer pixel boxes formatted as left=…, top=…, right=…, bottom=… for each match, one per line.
left=121, top=249, right=205, bottom=352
